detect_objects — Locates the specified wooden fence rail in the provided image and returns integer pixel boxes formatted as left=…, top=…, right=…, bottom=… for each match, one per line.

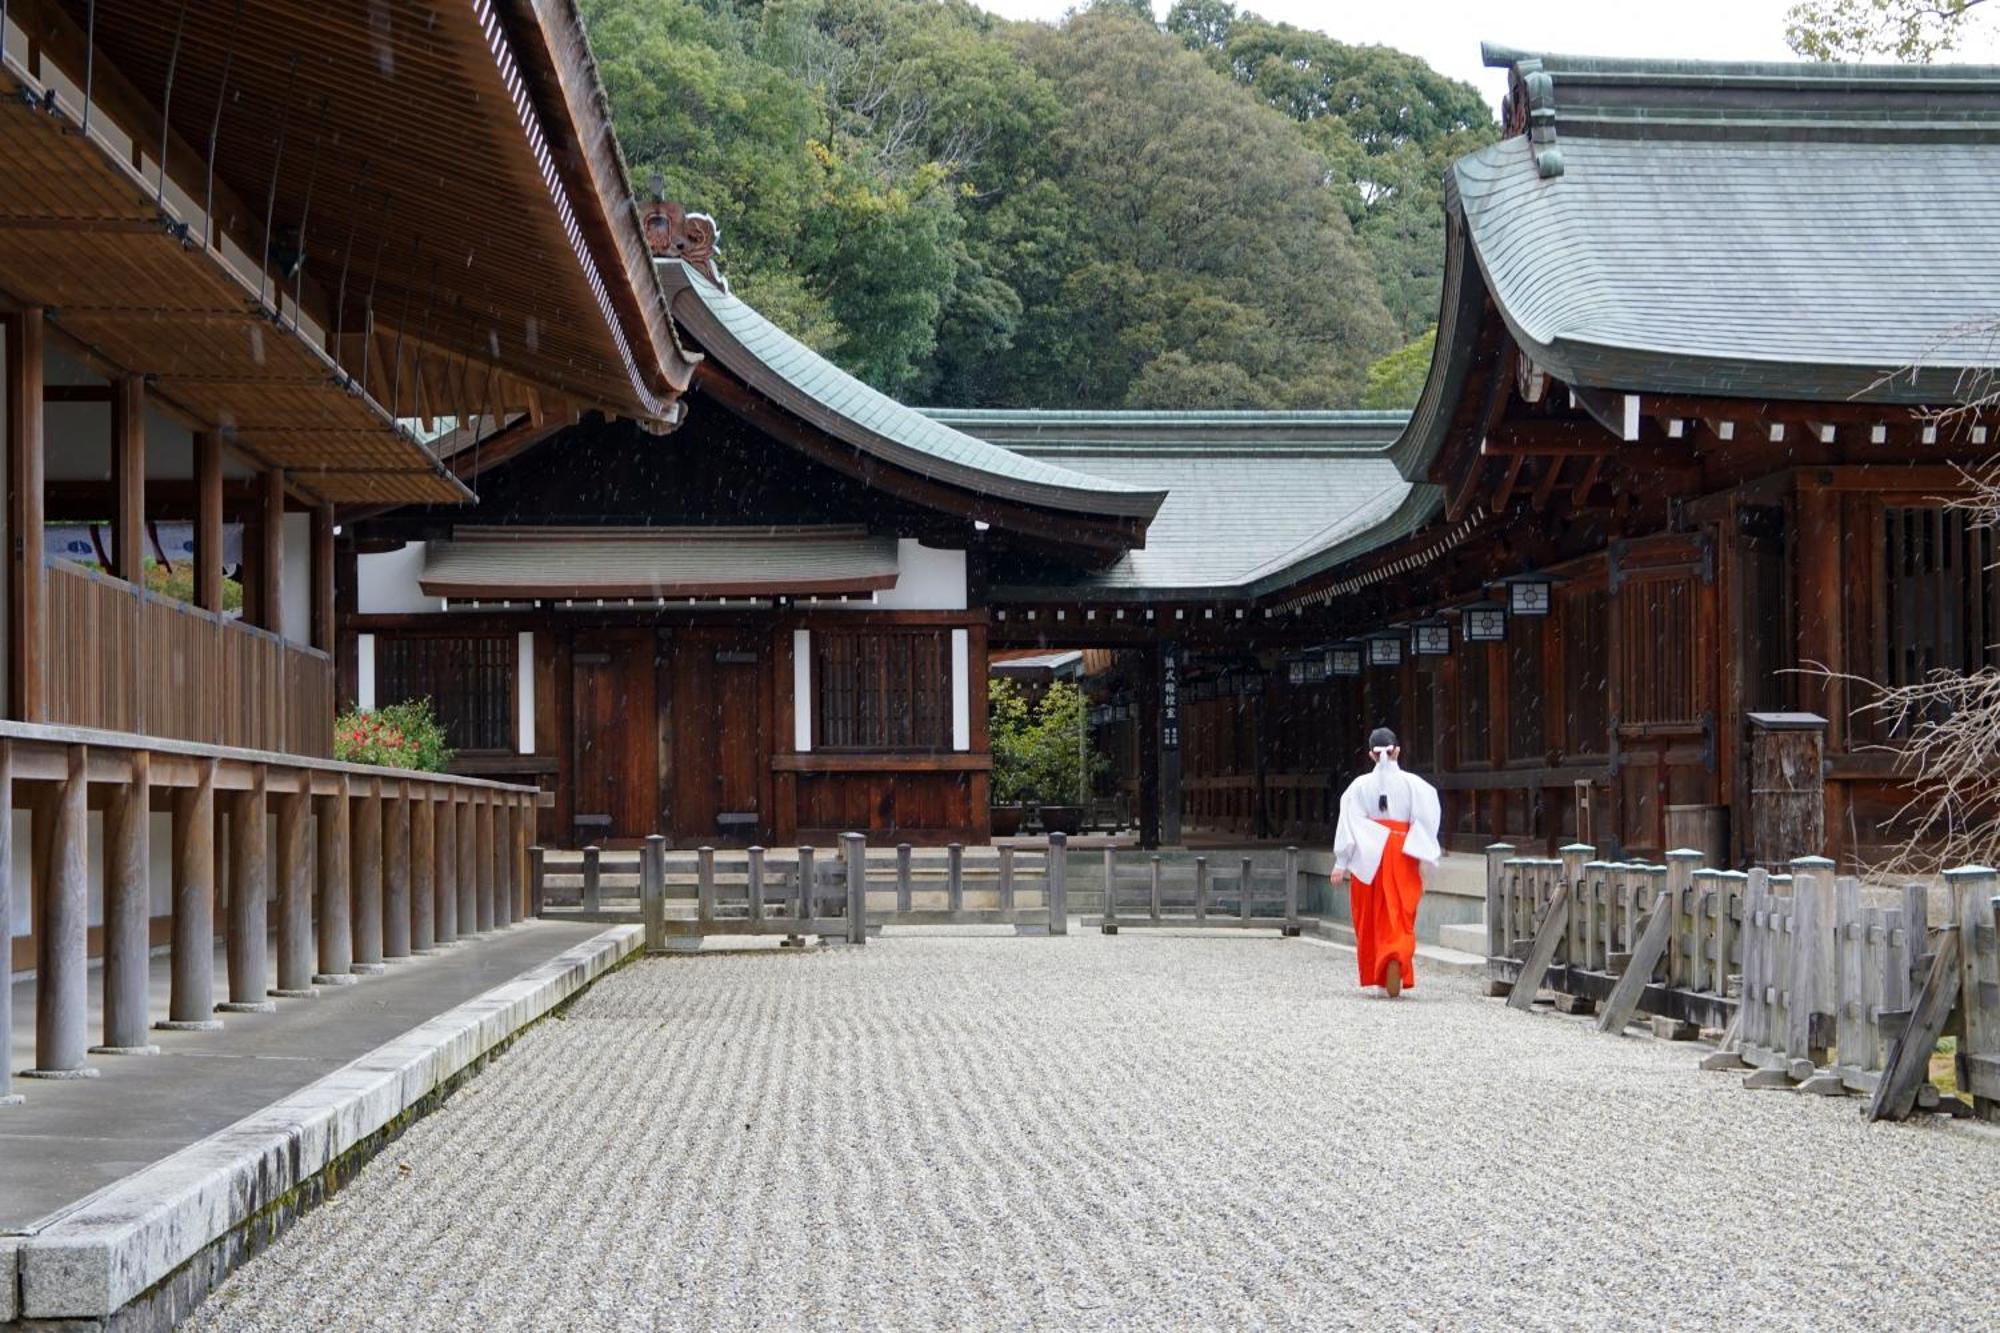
left=1089, top=848, right=1302, bottom=936
left=0, top=720, right=540, bottom=1107
left=1485, top=842, right=1998, bottom=1120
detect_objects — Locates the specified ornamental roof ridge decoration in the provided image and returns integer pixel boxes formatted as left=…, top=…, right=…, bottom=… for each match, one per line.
left=643, top=199, right=727, bottom=290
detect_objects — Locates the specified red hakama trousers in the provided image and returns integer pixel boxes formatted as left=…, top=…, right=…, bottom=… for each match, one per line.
left=1349, top=819, right=1422, bottom=989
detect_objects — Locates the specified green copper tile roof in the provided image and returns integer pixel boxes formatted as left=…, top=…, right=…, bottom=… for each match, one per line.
left=924, top=409, right=1416, bottom=600
left=659, top=261, right=1165, bottom=521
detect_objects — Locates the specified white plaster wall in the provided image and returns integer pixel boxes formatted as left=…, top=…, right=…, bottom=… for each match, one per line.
left=873, top=540, right=967, bottom=610
left=517, top=632, right=536, bottom=755
left=281, top=512, right=311, bottom=643
left=951, top=628, right=971, bottom=752
left=357, top=542, right=445, bottom=615
left=792, top=629, right=812, bottom=752
left=6, top=811, right=174, bottom=947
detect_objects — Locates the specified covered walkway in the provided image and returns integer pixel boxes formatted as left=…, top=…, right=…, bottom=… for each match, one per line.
left=187, top=931, right=1995, bottom=1331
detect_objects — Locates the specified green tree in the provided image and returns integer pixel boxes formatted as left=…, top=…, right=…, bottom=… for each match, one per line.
left=1166, top=3, right=1496, bottom=339
left=1359, top=327, right=1434, bottom=410
left=1785, top=0, right=1990, bottom=60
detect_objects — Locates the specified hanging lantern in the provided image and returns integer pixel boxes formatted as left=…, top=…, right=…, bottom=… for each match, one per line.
left=1499, top=571, right=1556, bottom=617
left=1302, top=653, right=1326, bottom=684
left=1463, top=601, right=1508, bottom=642
left=1410, top=619, right=1452, bottom=657
left=1287, top=658, right=1306, bottom=686
left=1329, top=643, right=1363, bottom=677
left=1367, top=633, right=1403, bottom=667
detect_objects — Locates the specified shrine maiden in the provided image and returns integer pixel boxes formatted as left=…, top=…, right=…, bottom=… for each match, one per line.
left=1330, top=727, right=1441, bottom=997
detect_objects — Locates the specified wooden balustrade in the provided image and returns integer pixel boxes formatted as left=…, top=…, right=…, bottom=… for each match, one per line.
left=0, top=720, right=541, bottom=1107
left=45, top=559, right=333, bottom=757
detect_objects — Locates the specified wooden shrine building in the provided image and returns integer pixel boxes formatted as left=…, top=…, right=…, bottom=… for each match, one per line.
left=343, top=226, right=1163, bottom=849
left=346, top=45, right=2000, bottom=870
left=955, top=47, right=2000, bottom=868
left=0, top=0, right=695, bottom=1069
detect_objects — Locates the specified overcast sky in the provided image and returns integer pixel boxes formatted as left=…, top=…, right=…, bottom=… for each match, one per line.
left=972, top=0, right=2000, bottom=109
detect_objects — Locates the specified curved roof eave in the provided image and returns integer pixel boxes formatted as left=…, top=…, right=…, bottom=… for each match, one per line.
left=658, top=260, right=1167, bottom=522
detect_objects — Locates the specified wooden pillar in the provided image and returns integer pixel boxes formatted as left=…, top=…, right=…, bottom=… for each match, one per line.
left=161, top=758, right=222, bottom=1029
left=254, top=468, right=285, bottom=634
left=456, top=791, right=478, bottom=934
left=194, top=431, right=225, bottom=613
left=476, top=793, right=496, bottom=932
left=111, top=376, right=146, bottom=583
left=310, top=501, right=336, bottom=652
left=410, top=785, right=436, bottom=952
left=97, top=749, right=158, bottom=1052
left=0, top=745, right=14, bottom=1102
left=271, top=787, right=315, bottom=996
left=383, top=780, right=411, bottom=959
left=221, top=768, right=274, bottom=1012
left=493, top=799, right=513, bottom=927
left=508, top=792, right=524, bottom=920
left=315, top=776, right=357, bottom=984
left=435, top=790, right=458, bottom=945
left=27, top=745, right=93, bottom=1076
left=1796, top=479, right=1847, bottom=861
left=1137, top=644, right=1162, bottom=849
left=351, top=779, right=386, bottom=971
left=7, top=308, right=47, bottom=721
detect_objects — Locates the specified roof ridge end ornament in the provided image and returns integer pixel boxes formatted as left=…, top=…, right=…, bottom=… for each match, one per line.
left=1498, top=53, right=1564, bottom=179
left=642, top=198, right=727, bottom=292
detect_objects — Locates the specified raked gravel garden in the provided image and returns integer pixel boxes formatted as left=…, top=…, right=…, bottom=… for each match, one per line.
left=187, top=929, right=2000, bottom=1332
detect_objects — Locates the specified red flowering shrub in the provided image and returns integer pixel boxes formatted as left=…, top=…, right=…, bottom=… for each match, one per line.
left=333, top=699, right=453, bottom=772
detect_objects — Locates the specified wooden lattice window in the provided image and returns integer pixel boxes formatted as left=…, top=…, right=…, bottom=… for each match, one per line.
left=1615, top=575, right=1704, bottom=726
left=1884, top=506, right=1998, bottom=686
left=1561, top=588, right=1610, bottom=756
left=377, top=634, right=515, bottom=752
left=1507, top=618, right=1546, bottom=761
left=1458, top=643, right=1491, bottom=764
left=815, top=630, right=951, bottom=752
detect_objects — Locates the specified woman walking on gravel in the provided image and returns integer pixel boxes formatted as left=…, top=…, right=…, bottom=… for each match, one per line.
left=1330, top=728, right=1441, bottom=997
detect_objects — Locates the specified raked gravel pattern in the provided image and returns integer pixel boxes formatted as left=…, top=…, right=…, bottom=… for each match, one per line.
left=187, top=929, right=1999, bottom=1332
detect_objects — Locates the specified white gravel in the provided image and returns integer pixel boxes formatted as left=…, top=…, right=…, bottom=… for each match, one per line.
left=187, top=930, right=2000, bottom=1332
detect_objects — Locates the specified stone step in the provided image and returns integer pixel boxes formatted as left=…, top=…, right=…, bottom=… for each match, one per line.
left=1438, top=921, right=1488, bottom=956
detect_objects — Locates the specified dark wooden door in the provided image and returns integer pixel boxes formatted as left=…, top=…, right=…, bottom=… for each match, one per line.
left=571, top=630, right=659, bottom=844
left=667, top=628, right=768, bottom=844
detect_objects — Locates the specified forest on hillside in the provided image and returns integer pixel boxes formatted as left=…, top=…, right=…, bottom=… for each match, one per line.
left=580, top=0, right=1497, bottom=409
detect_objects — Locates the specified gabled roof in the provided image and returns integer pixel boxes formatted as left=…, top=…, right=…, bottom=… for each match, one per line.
left=659, top=261, right=1166, bottom=522
left=925, top=410, right=1413, bottom=600
left=1457, top=44, right=2000, bottom=407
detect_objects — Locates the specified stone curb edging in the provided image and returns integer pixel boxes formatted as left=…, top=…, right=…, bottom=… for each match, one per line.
left=10, top=925, right=644, bottom=1325
left=1300, top=921, right=1486, bottom=977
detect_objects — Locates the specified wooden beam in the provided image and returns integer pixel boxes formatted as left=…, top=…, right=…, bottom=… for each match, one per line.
left=195, top=433, right=226, bottom=613
left=311, top=502, right=336, bottom=652
left=256, top=469, right=287, bottom=634
left=42, top=384, right=116, bottom=404
left=1531, top=456, right=1569, bottom=511
left=111, top=377, right=146, bottom=583
left=7, top=310, right=46, bottom=722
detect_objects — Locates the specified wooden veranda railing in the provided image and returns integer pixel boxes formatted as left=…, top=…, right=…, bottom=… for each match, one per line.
left=0, top=720, right=541, bottom=1103
left=44, top=559, right=334, bottom=756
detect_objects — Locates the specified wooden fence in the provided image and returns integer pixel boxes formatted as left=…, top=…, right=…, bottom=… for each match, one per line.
left=1486, top=842, right=1999, bottom=1121
left=1090, top=848, right=1302, bottom=935
left=538, top=834, right=1070, bottom=946
left=46, top=559, right=333, bottom=756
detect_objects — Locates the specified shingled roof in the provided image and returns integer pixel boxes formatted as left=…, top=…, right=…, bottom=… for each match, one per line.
left=1455, top=45, right=2000, bottom=410
left=925, top=411, right=1416, bottom=600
